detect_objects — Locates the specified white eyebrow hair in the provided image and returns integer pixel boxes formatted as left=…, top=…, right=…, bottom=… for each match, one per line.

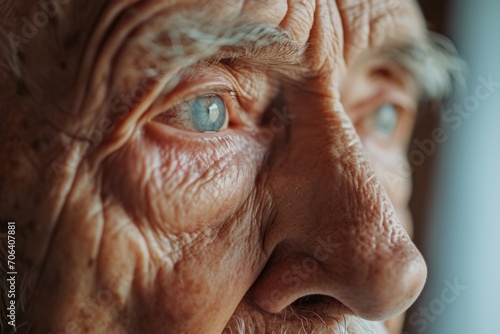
left=357, top=33, right=466, bottom=103
left=137, top=15, right=304, bottom=75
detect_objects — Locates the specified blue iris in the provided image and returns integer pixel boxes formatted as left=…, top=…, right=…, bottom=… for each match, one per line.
left=189, top=95, right=227, bottom=132
left=374, top=104, right=398, bottom=136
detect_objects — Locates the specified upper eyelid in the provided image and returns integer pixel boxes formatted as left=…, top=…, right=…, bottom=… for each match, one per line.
left=170, top=87, right=237, bottom=107
left=343, top=61, right=419, bottom=116
left=147, top=81, right=236, bottom=117
left=357, top=88, right=417, bottom=120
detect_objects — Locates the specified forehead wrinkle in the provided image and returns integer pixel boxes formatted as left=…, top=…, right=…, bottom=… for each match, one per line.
left=337, top=0, right=426, bottom=60
left=240, top=0, right=288, bottom=24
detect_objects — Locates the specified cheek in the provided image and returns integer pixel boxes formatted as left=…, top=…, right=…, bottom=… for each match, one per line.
left=98, top=124, right=271, bottom=330
left=102, top=124, right=265, bottom=235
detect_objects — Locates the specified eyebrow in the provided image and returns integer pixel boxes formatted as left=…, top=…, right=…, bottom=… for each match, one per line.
left=215, top=37, right=303, bottom=68
left=357, top=34, right=464, bottom=103
left=140, top=17, right=304, bottom=73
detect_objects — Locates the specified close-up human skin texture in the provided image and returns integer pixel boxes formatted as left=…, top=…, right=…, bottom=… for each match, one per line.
left=0, top=0, right=460, bottom=333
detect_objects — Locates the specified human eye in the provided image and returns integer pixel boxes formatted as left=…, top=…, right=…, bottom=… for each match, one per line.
left=368, top=103, right=401, bottom=138
left=154, top=94, right=229, bottom=133
left=342, top=63, right=418, bottom=150
left=146, top=61, right=278, bottom=138
left=358, top=99, right=416, bottom=150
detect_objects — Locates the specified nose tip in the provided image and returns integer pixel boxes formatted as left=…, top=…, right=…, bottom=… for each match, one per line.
left=338, top=240, right=428, bottom=320
left=250, top=235, right=427, bottom=321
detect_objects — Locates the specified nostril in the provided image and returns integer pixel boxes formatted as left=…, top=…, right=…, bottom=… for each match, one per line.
left=289, top=295, right=351, bottom=321
left=282, top=295, right=356, bottom=328
left=291, top=294, right=327, bottom=307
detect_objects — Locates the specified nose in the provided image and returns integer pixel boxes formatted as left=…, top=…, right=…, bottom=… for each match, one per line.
left=249, top=86, right=427, bottom=321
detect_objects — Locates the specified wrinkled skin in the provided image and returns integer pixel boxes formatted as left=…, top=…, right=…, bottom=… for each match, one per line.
left=1, top=0, right=429, bottom=333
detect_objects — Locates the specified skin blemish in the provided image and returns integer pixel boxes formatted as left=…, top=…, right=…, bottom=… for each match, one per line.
left=17, top=51, right=25, bottom=63
left=16, top=80, right=28, bottom=97
left=63, top=31, right=81, bottom=50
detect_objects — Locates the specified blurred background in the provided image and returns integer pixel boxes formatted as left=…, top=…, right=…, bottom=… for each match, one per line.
left=404, top=0, right=500, bottom=333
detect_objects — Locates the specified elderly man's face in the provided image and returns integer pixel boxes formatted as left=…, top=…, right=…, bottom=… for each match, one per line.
left=1, top=0, right=433, bottom=333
